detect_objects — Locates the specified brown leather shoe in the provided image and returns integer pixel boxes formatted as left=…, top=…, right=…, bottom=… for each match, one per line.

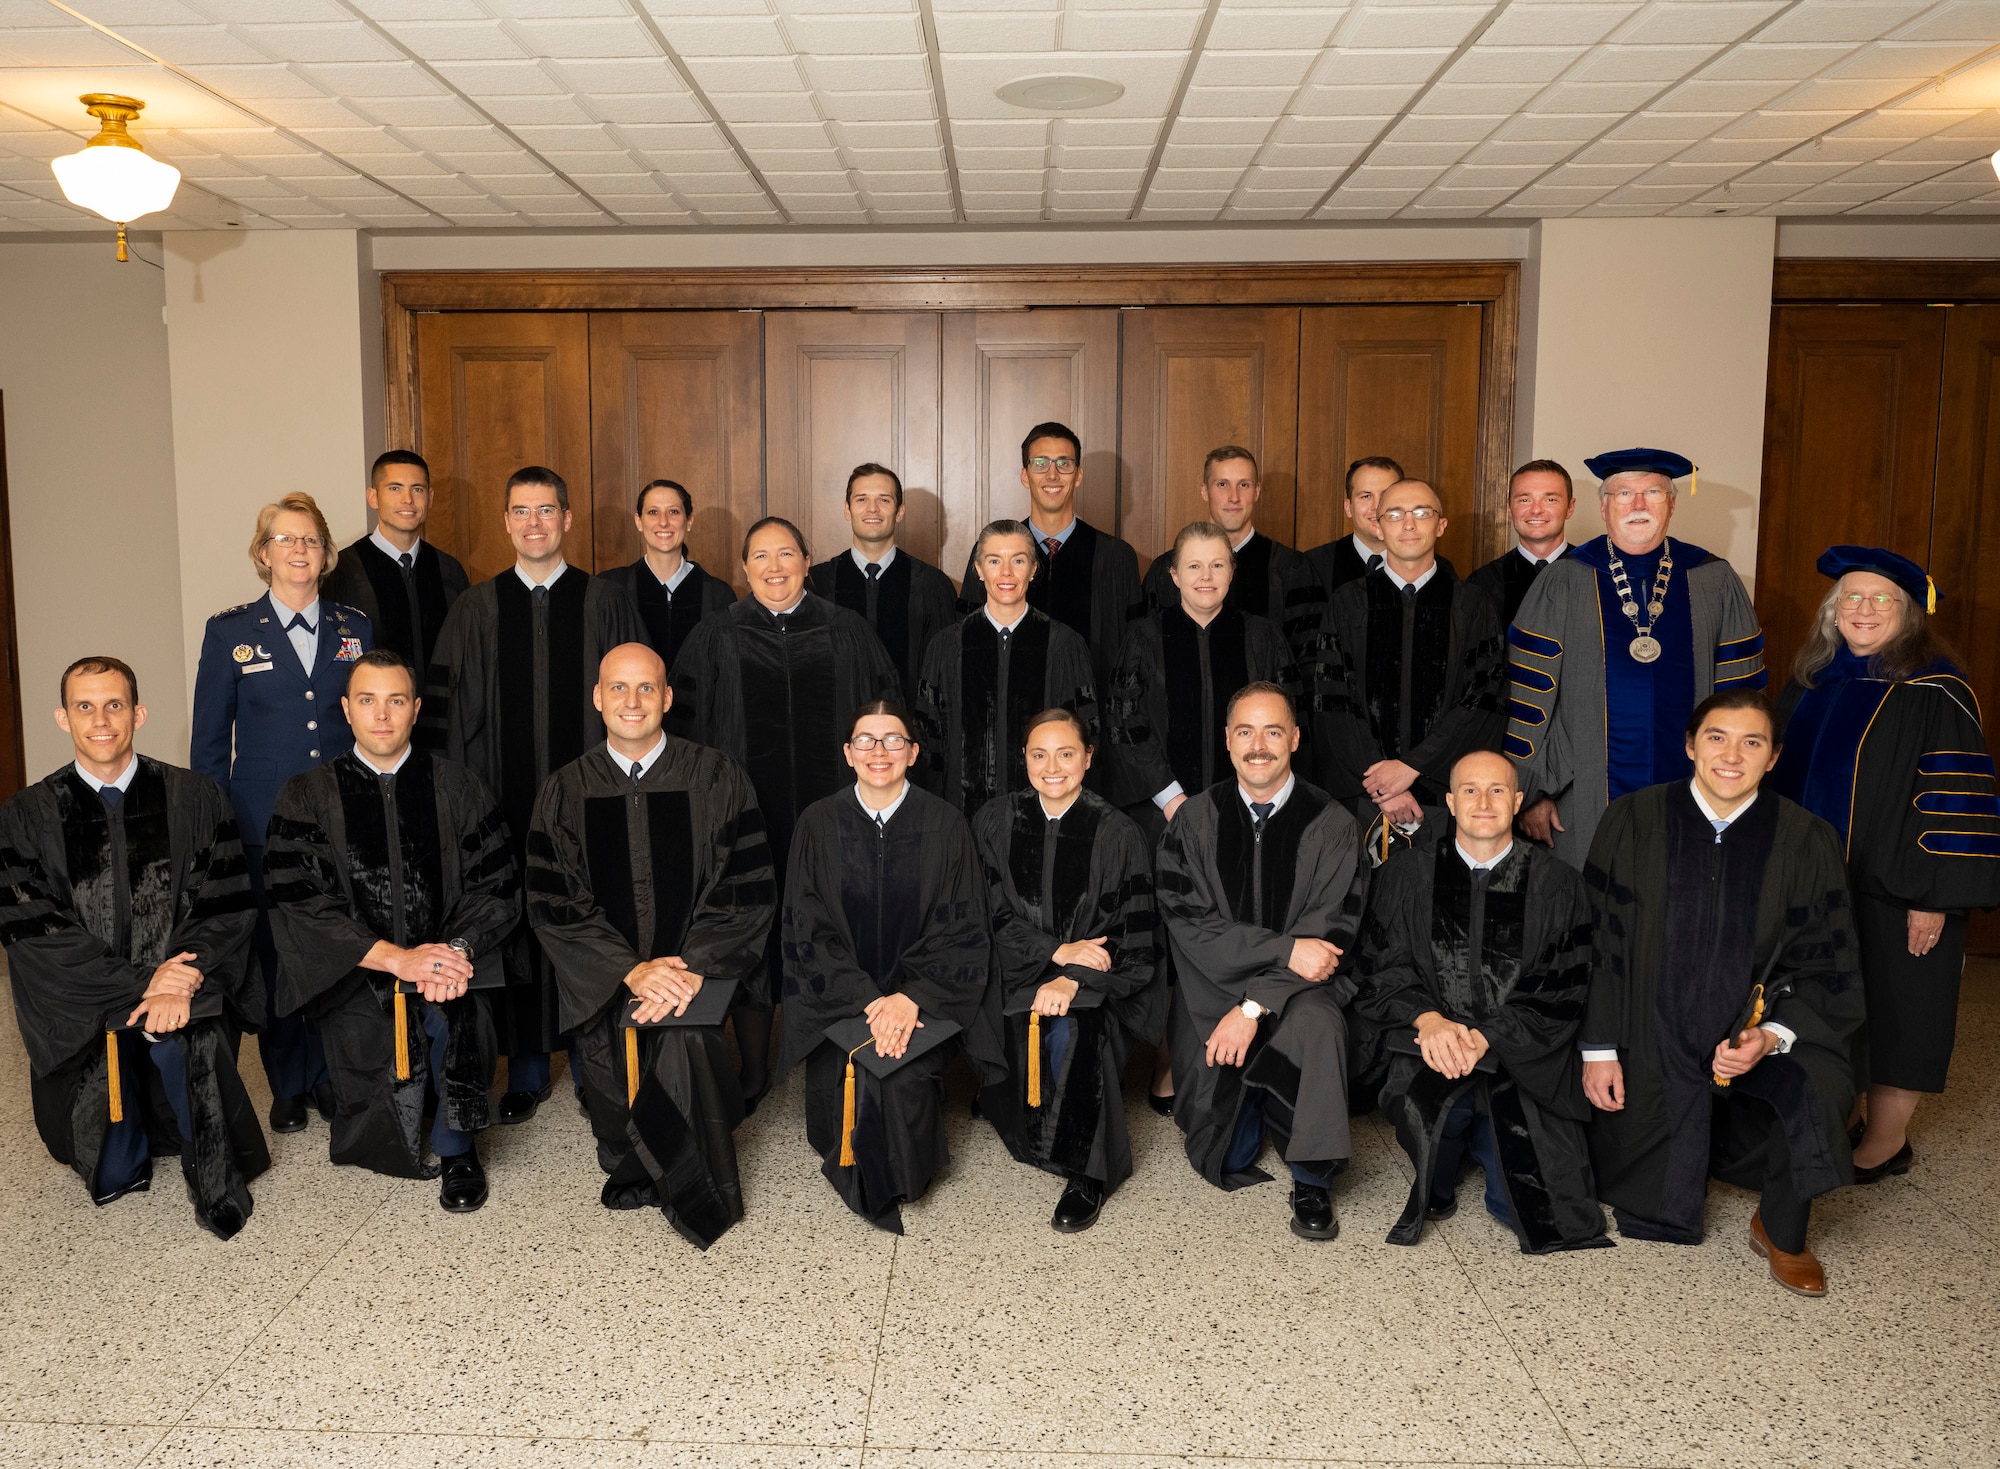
left=1750, top=1210, right=1826, bottom=1297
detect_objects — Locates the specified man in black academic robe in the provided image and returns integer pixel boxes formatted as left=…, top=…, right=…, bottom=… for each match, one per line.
left=809, top=463, right=960, bottom=690
left=595, top=478, right=737, bottom=675
left=265, top=651, right=519, bottom=1210
left=0, top=657, right=266, bottom=1238
left=916, top=524, right=1097, bottom=814
left=1582, top=691, right=1863, bottom=1296
left=1300, top=454, right=1400, bottom=617
left=423, top=466, right=645, bottom=1120
left=324, top=451, right=470, bottom=689
left=779, top=710, right=1000, bottom=1233
left=1138, top=448, right=1313, bottom=626
left=1355, top=751, right=1608, bottom=1254
left=528, top=644, right=775, bottom=1248
left=1311, top=481, right=1506, bottom=840
left=1467, top=459, right=1577, bottom=628
left=957, top=423, right=1143, bottom=712
left=975, top=779, right=1162, bottom=1229
left=1156, top=682, right=1367, bottom=1240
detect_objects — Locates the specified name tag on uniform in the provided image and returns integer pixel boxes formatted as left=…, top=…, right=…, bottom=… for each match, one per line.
left=241, top=662, right=273, bottom=674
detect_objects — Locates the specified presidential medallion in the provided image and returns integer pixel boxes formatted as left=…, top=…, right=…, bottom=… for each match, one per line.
left=1629, top=635, right=1662, bottom=664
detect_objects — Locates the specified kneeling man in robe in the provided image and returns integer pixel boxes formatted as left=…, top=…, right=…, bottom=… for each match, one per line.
left=1356, top=750, right=1609, bottom=1253
left=1157, top=682, right=1366, bottom=1240
left=1582, top=689, right=1862, bottom=1296
left=528, top=644, right=774, bottom=1248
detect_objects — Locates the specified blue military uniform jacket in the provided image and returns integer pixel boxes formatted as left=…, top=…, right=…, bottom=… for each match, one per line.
left=191, top=593, right=372, bottom=850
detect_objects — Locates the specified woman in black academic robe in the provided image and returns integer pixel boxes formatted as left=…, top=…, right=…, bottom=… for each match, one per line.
left=778, top=701, right=1000, bottom=1233
left=915, top=520, right=1098, bottom=814
left=1107, top=521, right=1298, bottom=838
left=597, top=478, right=736, bottom=675
left=1770, top=546, right=2000, bottom=1182
left=974, top=709, right=1162, bottom=1231
left=669, top=516, right=901, bottom=1103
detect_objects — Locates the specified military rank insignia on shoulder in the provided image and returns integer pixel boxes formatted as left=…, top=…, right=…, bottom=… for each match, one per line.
left=337, top=637, right=364, bottom=662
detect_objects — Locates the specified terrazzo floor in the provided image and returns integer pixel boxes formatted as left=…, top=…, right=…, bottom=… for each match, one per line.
left=2, top=962, right=1995, bottom=1469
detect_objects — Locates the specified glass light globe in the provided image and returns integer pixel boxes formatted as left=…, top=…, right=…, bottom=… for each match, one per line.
left=52, top=142, right=181, bottom=223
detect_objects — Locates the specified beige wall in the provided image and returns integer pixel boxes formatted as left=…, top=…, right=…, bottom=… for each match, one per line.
left=1515, top=216, right=1778, bottom=592
left=163, top=229, right=375, bottom=694
left=0, top=239, right=185, bottom=778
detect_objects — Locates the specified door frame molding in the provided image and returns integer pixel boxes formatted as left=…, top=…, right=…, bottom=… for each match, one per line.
left=1773, top=257, right=2000, bottom=302
left=382, top=262, right=1520, bottom=545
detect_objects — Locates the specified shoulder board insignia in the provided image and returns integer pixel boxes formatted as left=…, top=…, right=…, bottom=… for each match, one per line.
left=216, top=602, right=253, bottom=619
left=232, top=644, right=254, bottom=663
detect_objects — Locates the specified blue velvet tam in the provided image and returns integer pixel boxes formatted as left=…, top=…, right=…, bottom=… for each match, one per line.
left=1816, top=544, right=1936, bottom=614
left=1583, top=447, right=1696, bottom=484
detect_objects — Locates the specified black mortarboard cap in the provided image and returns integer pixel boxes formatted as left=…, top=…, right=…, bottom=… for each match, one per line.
left=1583, top=447, right=1697, bottom=485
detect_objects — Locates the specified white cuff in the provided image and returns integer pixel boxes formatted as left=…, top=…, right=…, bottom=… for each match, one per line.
left=1153, top=782, right=1185, bottom=811
left=1580, top=1047, right=1618, bottom=1063
left=1758, top=1022, right=1796, bottom=1055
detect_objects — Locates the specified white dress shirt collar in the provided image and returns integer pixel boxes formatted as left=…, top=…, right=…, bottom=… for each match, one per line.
left=610, top=735, right=668, bottom=778
left=1382, top=559, right=1438, bottom=593
left=851, top=545, right=899, bottom=575
left=1231, top=527, right=1257, bottom=553
left=985, top=603, right=1031, bottom=634
left=1517, top=543, right=1565, bottom=567
left=1457, top=839, right=1513, bottom=872
left=648, top=556, right=693, bottom=594
left=514, top=559, right=568, bottom=591
left=1034, top=517, right=1078, bottom=551
left=1690, top=780, right=1758, bottom=830
left=1239, top=772, right=1296, bottom=817
left=857, top=780, right=911, bottom=825
left=73, top=755, right=139, bottom=793
left=371, top=530, right=421, bottom=564
left=1352, top=533, right=1384, bottom=565
left=353, top=744, right=414, bottom=777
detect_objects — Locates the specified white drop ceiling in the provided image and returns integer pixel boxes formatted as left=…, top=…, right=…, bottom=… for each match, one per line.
left=2, top=0, right=1999, bottom=232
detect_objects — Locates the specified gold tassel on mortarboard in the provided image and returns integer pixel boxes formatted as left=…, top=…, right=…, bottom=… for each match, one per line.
left=1027, top=1012, right=1042, bottom=1108
left=393, top=990, right=411, bottom=1081
left=839, top=1037, right=875, bottom=1167
left=625, top=1025, right=640, bottom=1107
left=1691, top=464, right=1697, bottom=496
left=106, top=1030, right=123, bottom=1123
left=1928, top=577, right=1938, bottom=615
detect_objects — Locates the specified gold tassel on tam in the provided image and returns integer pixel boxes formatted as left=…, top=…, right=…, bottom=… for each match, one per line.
left=393, top=990, right=411, bottom=1081
left=625, top=1024, right=641, bottom=1107
left=1027, top=1012, right=1042, bottom=1108
left=105, top=1030, right=123, bottom=1123
left=838, top=1039, right=875, bottom=1167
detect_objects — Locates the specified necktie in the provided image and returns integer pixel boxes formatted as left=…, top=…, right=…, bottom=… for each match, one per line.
left=1250, top=800, right=1273, bottom=832
left=1713, top=818, right=1728, bottom=839
left=866, top=563, right=881, bottom=582
left=533, top=585, right=547, bottom=606
left=775, top=612, right=791, bottom=632
left=999, top=625, right=1011, bottom=651
left=1367, top=553, right=1384, bottom=571
left=100, top=785, right=122, bottom=812
left=1401, top=583, right=1417, bottom=605
left=1535, top=558, right=1548, bottom=569
left=399, top=552, right=413, bottom=574
left=631, top=761, right=644, bottom=784
left=287, top=613, right=314, bottom=634
left=1043, top=536, right=1060, bottom=557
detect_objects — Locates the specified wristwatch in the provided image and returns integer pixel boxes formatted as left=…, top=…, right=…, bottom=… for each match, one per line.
left=448, top=938, right=474, bottom=963
left=1239, top=1000, right=1267, bottom=1021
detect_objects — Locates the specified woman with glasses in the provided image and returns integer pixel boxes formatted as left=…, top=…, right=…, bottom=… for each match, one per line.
left=1770, top=545, right=2000, bottom=1184
left=192, top=492, right=372, bottom=1135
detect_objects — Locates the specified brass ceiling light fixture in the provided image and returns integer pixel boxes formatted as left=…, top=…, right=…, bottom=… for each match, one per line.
left=50, top=94, right=182, bottom=262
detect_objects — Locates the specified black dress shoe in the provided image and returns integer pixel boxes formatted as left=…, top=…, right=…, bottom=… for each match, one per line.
left=439, top=1152, right=488, bottom=1213
left=497, top=1083, right=553, bottom=1125
left=601, top=1177, right=660, bottom=1210
left=1853, top=1141, right=1914, bottom=1185
left=575, top=1085, right=589, bottom=1117
left=1289, top=1183, right=1339, bottom=1241
left=1424, top=1192, right=1459, bottom=1222
left=310, top=1080, right=337, bottom=1123
left=91, top=1159, right=154, bottom=1207
left=268, top=1093, right=309, bottom=1134
left=1051, top=1177, right=1104, bottom=1233
left=1147, top=1092, right=1174, bottom=1118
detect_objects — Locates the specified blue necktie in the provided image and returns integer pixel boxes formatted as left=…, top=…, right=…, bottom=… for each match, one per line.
left=100, top=785, right=122, bottom=812
left=1251, top=801, right=1273, bottom=832
left=287, top=613, right=314, bottom=635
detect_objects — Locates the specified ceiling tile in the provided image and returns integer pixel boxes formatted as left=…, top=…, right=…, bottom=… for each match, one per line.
left=1193, top=50, right=1318, bottom=88
left=933, top=14, right=1063, bottom=51
left=1413, top=82, right=1549, bottom=113
left=1339, top=6, right=1492, bottom=50
left=550, top=58, right=689, bottom=91
left=1311, top=47, right=1450, bottom=85
left=1181, top=86, right=1302, bottom=115
left=801, top=54, right=933, bottom=90
left=1059, top=9, right=1204, bottom=48
left=1609, top=2, right=1783, bottom=46
left=1446, top=46, right=1588, bottom=84
left=784, top=14, right=926, bottom=52
left=1479, top=4, right=1639, bottom=48
left=1755, top=4, right=1930, bottom=45
left=1207, top=8, right=1342, bottom=50
left=382, top=21, right=527, bottom=61
left=653, top=17, right=790, bottom=56
left=1698, top=43, right=1859, bottom=81
left=505, top=17, right=660, bottom=58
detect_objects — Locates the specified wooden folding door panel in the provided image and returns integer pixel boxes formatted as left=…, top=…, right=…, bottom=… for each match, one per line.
left=1933, top=303, right=2000, bottom=716
left=1755, top=305, right=1944, bottom=681
left=589, top=312, right=763, bottom=589
left=1296, top=304, right=1483, bottom=569
left=764, top=312, right=941, bottom=569
left=1120, top=307, right=1300, bottom=565
left=414, top=312, right=593, bottom=583
left=940, top=309, right=1120, bottom=580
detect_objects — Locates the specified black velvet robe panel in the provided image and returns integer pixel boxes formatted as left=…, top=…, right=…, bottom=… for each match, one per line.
left=1311, top=565, right=1506, bottom=809
left=1155, top=779, right=1367, bottom=1187
left=265, top=752, right=518, bottom=1176
left=811, top=550, right=961, bottom=691
left=0, top=758, right=266, bottom=1229
left=1140, top=531, right=1312, bottom=624
left=598, top=558, right=737, bottom=678
left=959, top=519, right=1143, bottom=710
left=972, top=789, right=1163, bottom=1187
left=325, top=536, right=469, bottom=690
left=527, top=739, right=773, bottom=1246
left=1581, top=783, right=1862, bottom=1244
left=779, top=784, right=999, bottom=1223
left=422, top=567, right=646, bottom=1054
left=1356, top=832, right=1606, bottom=1252
left=1106, top=606, right=1296, bottom=808
left=1468, top=545, right=1568, bottom=629
left=914, top=609, right=1099, bottom=814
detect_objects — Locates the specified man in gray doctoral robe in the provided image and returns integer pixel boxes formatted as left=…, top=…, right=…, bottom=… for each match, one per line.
left=1506, top=447, right=1765, bottom=869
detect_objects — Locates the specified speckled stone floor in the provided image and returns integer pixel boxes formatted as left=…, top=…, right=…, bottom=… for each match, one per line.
left=2, top=960, right=1994, bottom=1469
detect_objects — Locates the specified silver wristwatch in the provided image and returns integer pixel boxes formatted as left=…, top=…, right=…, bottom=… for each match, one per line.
left=448, top=938, right=474, bottom=963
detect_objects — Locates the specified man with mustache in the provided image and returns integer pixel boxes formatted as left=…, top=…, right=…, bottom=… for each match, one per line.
left=1505, top=448, right=1764, bottom=869
left=1469, top=459, right=1578, bottom=626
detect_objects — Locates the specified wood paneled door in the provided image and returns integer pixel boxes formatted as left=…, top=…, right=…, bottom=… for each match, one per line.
left=764, top=312, right=943, bottom=570
left=1756, top=304, right=1947, bottom=683
left=1119, top=306, right=1300, bottom=565
left=1296, top=303, right=1484, bottom=571
left=941, top=309, right=1119, bottom=578
left=589, top=311, right=763, bottom=589
left=414, top=311, right=593, bottom=585
left=1931, top=303, right=2000, bottom=726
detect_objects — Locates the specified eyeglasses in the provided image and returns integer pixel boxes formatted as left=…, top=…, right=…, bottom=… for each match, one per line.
left=1027, top=456, right=1078, bottom=474
left=264, top=533, right=325, bottom=552
left=1606, top=487, right=1669, bottom=506
left=1379, top=507, right=1439, bottom=524
left=507, top=504, right=563, bottom=522
left=848, top=734, right=911, bottom=752
left=1840, top=591, right=1898, bottom=609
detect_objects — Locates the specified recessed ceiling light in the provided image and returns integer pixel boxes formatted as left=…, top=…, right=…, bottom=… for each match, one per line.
left=995, top=74, right=1124, bottom=111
